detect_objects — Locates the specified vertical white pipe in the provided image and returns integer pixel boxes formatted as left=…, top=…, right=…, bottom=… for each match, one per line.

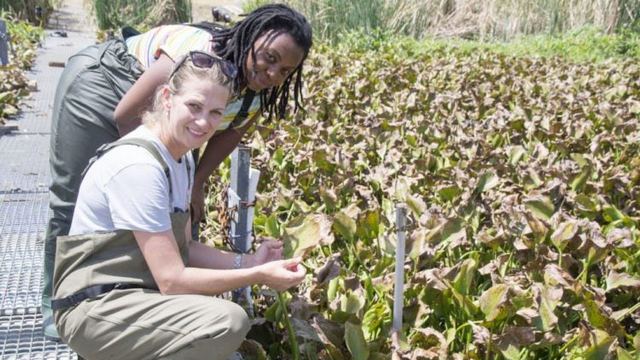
left=392, top=203, right=407, bottom=333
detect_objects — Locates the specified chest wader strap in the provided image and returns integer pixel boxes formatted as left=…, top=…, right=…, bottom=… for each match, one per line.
left=51, top=283, right=148, bottom=310
left=83, top=138, right=174, bottom=198
left=53, top=138, right=183, bottom=311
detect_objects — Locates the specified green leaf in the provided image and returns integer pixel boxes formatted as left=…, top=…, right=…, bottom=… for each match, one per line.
left=428, top=218, right=465, bottom=247
left=345, top=321, right=370, bottom=360
left=475, top=171, right=500, bottom=194
left=550, top=220, right=578, bottom=251
left=570, top=165, right=593, bottom=192
left=508, top=145, right=526, bottom=166
left=525, top=195, right=555, bottom=220
left=406, top=194, right=426, bottom=216
left=265, top=214, right=282, bottom=238
left=283, top=214, right=334, bottom=258
left=453, top=258, right=477, bottom=295
left=341, top=291, right=365, bottom=316
left=616, top=347, right=634, bottom=360
left=437, top=185, right=462, bottom=202
left=449, top=286, right=479, bottom=317
left=333, top=211, right=357, bottom=242
left=583, top=299, right=621, bottom=333
left=499, top=344, right=522, bottom=360
left=479, top=284, right=510, bottom=321
left=535, top=284, right=561, bottom=332
left=271, top=148, right=286, bottom=169
left=582, top=331, right=615, bottom=360
left=362, top=301, right=390, bottom=341
left=327, top=276, right=340, bottom=302
left=319, top=186, right=338, bottom=210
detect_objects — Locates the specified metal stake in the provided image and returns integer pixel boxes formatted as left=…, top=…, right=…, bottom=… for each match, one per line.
left=229, top=145, right=254, bottom=315
left=230, top=145, right=251, bottom=251
left=0, top=20, right=9, bottom=66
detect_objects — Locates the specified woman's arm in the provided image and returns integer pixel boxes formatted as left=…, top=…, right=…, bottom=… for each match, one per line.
left=134, top=229, right=304, bottom=295
left=114, top=53, right=174, bottom=136
left=191, top=114, right=258, bottom=222
left=183, top=213, right=283, bottom=269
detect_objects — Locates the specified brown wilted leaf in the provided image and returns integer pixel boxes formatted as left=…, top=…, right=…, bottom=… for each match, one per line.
left=315, top=254, right=342, bottom=285
left=606, top=271, right=640, bottom=292
left=311, top=315, right=345, bottom=353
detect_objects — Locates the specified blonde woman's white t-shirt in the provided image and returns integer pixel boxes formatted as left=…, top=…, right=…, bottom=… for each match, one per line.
left=69, top=125, right=194, bottom=235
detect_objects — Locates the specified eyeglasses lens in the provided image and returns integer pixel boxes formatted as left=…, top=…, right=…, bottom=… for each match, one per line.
left=190, top=52, right=238, bottom=80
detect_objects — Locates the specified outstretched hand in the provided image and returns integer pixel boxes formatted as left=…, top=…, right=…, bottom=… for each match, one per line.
left=257, top=257, right=306, bottom=291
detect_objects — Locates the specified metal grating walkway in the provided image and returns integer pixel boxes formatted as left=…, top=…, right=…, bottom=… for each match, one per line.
left=0, top=0, right=95, bottom=358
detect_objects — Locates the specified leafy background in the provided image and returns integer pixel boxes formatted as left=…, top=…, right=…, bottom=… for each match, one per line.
left=202, top=35, right=640, bottom=359
left=0, top=14, right=42, bottom=125
left=3, top=0, right=640, bottom=358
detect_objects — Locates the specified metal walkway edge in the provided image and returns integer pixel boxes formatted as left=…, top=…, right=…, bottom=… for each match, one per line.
left=0, top=1, right=95, bottom=358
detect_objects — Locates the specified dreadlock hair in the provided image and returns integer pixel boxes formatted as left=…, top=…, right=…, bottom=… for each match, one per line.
left=211, top=4, right=313, bottom=122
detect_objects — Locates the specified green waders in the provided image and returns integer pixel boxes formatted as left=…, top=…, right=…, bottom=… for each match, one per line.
left=43, top=38, right=143, bottom=339
left=52, top=139, right=250, bottom=360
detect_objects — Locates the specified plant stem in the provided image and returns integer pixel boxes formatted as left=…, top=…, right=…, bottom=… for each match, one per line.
left=277, top=291, right=300, bottom=360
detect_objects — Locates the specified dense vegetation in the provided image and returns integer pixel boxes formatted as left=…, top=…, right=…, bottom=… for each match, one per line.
left=0, top=0, right=54, bottom=24
left=90, top=0, right=191, bottom=31
left=4, top=0, right=638, bottom=357
left=246, top=0, right=640, bottom=43
left=0, top=14, right=42, bottom=125
left=199, top=35, right=640, bottom=358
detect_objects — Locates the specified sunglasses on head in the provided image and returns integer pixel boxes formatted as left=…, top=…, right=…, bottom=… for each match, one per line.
left=170, top=51, right=238, bottom=80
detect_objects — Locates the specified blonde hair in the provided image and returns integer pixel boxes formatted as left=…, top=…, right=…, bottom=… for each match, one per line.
left=142, top=57, right=234, bottom=125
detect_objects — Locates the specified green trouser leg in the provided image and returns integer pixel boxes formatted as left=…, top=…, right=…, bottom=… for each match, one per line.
left=43, top=39, right=140, bottom=339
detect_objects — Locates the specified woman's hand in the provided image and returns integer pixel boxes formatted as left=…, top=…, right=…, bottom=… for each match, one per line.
left=257, top=258, right=306, bottom=291
left=251, top=238, right=283, bottom=266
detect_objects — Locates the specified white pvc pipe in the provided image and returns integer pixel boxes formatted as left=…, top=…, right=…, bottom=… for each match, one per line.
left=392, top=203, right=407, bottom=333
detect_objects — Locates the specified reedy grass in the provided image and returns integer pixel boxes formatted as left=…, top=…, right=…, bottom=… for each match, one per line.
left=91, top=0, right=191, bottom=31
left=250, top=0, right=640, bottom=43
left=0, top=0, right=55, bottom=23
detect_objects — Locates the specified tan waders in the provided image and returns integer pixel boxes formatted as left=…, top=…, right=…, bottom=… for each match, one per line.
left=52, top=139, right=250, bottom=360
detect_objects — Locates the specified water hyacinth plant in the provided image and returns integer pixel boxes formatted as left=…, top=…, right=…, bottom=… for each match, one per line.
left=202, top=35, right=640, bottom=358
left=0, top=14, right=42, bottom=124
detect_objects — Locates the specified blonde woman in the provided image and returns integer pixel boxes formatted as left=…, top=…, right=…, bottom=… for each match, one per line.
left=52, top=53, right=305, bottom=360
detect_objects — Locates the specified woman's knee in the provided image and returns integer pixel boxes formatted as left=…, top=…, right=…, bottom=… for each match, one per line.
left=224, top=302, right=251, bottom=340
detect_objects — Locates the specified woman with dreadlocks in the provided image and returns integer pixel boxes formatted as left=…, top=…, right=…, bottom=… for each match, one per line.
left=43, top=3, right=313, bottom=341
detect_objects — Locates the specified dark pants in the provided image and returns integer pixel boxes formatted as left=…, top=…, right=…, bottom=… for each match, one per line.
left=43, top=39, right=142, bottom=335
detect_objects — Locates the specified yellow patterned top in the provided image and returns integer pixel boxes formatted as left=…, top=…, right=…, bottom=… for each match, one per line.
left=125, top=24, right=261, bottom=130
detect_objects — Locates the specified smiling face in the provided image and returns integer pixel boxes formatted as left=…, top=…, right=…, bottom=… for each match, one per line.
left=159, top=77, right=230, bottom=159
left=244, top=31, right=305, bottom=91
